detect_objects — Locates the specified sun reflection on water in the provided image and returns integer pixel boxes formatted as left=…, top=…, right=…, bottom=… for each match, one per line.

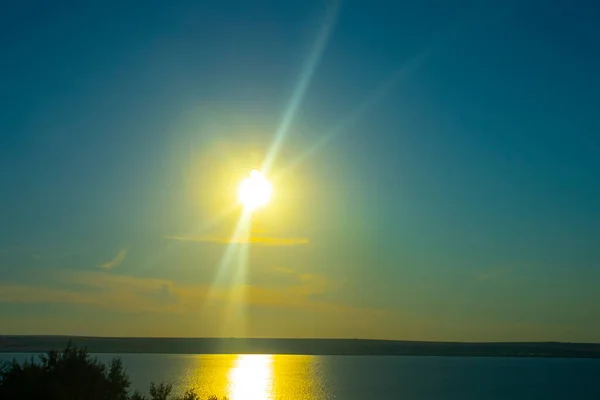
left=180, top=354, right=325, bottom=400
left=228, top=355, right=273, bottom=400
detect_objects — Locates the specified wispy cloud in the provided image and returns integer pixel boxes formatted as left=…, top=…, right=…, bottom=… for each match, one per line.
left=97, top=249, right=127, bottom=270
left=0, top=273, right=180, bottom=313
left=0, top=265, right=426, bottom=339
left=273, top=266, right=295, bottom=274
left=164, top=235, right=309, bottom=246
left=0, top=265, right=348, bottom=317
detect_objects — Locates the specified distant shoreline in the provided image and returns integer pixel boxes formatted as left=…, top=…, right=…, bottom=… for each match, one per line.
left=1, top=336, right=599, bottom=358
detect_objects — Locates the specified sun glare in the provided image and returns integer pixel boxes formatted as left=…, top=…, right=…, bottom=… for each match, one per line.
left=237, top=170, right=273, bottom=211
left=228, top=355, right=273, bottom=400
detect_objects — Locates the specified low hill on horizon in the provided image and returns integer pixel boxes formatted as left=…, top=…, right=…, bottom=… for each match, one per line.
left=1, top=336, right=599, bottom=358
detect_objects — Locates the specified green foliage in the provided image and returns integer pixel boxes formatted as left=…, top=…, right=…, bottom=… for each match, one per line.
left=0, top=341, right=120, bottom=400
left=0, top=344, right=224, bottom=400
left=180, top=388, right=200, bottom=400
left=107, top=357, right=132, bottom=400
left=150, top=382, right=173, bottom=400
left=130, top=390, right=149, bottom=400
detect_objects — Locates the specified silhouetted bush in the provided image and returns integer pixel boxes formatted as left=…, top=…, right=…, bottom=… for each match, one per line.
left=0, top=343, right=227, bottom=400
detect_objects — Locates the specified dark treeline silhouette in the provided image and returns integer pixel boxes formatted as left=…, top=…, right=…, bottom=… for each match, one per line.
left=0, top=343, right=225, bottom=400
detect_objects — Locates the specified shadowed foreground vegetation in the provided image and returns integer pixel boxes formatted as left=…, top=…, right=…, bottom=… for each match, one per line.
left=0, top=344, right=226, bottom=400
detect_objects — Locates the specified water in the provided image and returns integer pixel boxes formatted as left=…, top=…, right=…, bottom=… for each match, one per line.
left=2, top=353, right=599, bottom=399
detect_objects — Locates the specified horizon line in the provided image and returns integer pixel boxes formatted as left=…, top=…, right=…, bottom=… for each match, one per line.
left=0, top=335, right=596, bottom=345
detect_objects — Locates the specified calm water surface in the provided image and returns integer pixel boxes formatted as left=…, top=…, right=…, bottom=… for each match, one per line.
left=2, top=353, right=599, bottom=399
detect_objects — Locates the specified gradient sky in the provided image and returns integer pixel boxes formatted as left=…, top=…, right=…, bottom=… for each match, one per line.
left=1, top=0, right=600, bottom=342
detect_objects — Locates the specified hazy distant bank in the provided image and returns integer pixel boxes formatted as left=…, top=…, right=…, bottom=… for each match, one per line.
left=1, top=336, right=599, bottom=358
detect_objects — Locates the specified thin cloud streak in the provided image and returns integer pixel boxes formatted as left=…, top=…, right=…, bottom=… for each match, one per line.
left=0, top=267, right=376, bottom=319
left=97, top=249, right=127, bottom=270
left=164, top=235, right=309, bottom=246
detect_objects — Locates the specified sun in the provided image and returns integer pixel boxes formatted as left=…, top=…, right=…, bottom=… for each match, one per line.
left=237, top=169, right=273, bottom=211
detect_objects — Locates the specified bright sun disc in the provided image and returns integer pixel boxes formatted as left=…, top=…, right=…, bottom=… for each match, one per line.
left=237, top=170, right=273, bottom=211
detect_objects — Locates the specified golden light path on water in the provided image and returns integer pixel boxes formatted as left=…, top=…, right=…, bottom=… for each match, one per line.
left=180, top=354, right=325, bottom=400
left=228, top=355, right=273, bottom=400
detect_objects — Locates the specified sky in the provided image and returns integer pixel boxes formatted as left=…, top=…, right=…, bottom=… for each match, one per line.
left=1, top=0, right=600, bottom=342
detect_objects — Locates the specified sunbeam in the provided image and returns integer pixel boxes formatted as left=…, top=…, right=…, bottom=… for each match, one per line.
left=203, top=208, right=253, bottom=336
left=275, top=49, right=432, bottom=180
left=270, top=6, right=474, bottom=180
left=140, top=204, right=240, bottom=275
left=206, top=209, right=252, bottom=289
left=261, top=0, right=341, bottom=174
left=203, top=2, right=342, bottom=335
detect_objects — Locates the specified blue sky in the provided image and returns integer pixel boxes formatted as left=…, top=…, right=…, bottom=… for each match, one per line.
left=1, top=0, right=599, bottom=341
